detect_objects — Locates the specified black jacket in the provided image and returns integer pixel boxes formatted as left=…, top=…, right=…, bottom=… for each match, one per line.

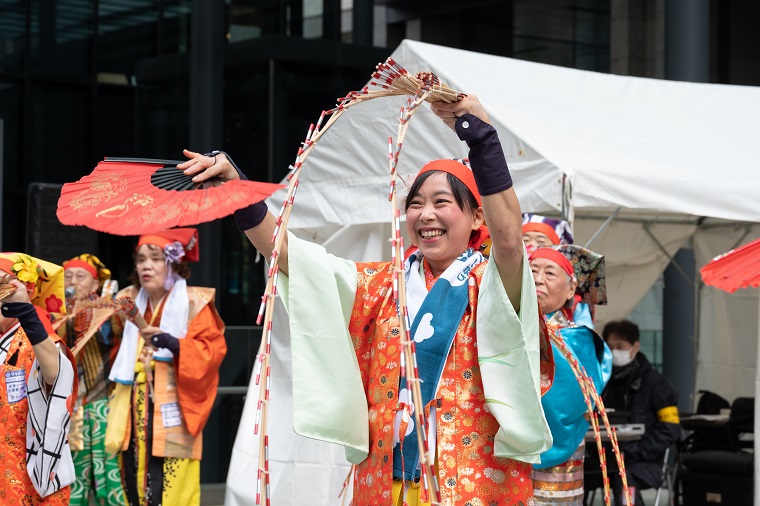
left=601, top=352, right=680, bottom=487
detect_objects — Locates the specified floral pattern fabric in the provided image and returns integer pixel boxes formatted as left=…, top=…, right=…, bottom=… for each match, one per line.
left=0, top=328, right=69, bottom=505
left=552, top=245, right=606, bottom=306
left=348, top=260, right=546, bottom=506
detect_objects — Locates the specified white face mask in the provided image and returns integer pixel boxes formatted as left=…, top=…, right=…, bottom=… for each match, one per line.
left=612, top=349, right=634, bottom=367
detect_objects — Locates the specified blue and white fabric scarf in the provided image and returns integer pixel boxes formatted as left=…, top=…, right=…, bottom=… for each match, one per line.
left=393, top=248, right=485, bottom=480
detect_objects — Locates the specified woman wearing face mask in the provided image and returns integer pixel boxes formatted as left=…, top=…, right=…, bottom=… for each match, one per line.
left=180, top=95, right=554, bottom=505
left=600, top=320, right=680, bottom=506
left=107, top=228, right=227, bottom=506
left=528, top=245, right=611, bottom=506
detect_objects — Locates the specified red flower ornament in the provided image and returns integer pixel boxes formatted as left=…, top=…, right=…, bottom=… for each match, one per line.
left=45, top=294, right=63, bottom=314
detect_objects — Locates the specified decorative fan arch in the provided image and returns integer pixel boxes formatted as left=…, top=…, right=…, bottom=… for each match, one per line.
left=247, top=56, right=631, bottom=506
left=250, top=57, right=457, bottom=505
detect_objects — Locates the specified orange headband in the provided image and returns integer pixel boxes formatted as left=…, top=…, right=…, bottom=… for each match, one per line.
left=64, top=259, right=98, bottom=278
left=522, top=222, right=561, bottom=245
left=415, top=159, right=489, bottom=250
left=416, top=159, right=482, bottom=207
left=530, top=247, right=574, bottom=277
left=137, top=235, right=172, bottom=249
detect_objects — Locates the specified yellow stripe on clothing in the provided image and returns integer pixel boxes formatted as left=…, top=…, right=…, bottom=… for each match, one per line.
left=133, top=367, right=201, bottom=505
left=163, top=457, right=200, bottom=505
left=657, top=406, right=680, bottom=424
left=134, top=376, right=149, bottom=506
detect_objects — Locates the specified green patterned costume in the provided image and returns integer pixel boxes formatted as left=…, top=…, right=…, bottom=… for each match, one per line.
left=67, top=322, right=127, bottom=506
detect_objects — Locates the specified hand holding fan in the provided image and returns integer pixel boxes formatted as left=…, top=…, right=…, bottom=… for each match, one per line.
left=57, top=158, right=283, bottom=235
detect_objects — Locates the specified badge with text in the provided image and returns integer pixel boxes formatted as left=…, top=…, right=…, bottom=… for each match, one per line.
left=5, top=369, right=27, bottom=403
left=160, top=402, right=182, bottom=428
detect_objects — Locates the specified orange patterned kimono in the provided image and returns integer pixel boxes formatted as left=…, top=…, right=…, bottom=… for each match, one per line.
left=0, top=317, right=77, bottom=505
left=348, top=261, right=552, bottom=506
left=110, top=285, right=226, bottom=506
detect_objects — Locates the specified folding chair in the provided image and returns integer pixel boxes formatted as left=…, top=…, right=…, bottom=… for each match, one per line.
left=585, top=444, right=678, bottom=506
left=653, top=446, right=677, bottom=506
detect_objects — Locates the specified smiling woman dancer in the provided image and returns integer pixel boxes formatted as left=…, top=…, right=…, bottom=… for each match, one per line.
left=181, top=95, right=554, bottom=505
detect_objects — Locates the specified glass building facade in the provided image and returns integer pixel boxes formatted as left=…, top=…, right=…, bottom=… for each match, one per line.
left=1, top=0, right=757, bottom=486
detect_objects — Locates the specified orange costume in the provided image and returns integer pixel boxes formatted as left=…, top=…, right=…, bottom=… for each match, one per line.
left=279, top=231, right=553, bottom=506
left=0, top=254, right=78, bottom=504
left=269, top=119, right=552, bottom=505
left=112, top=286, right=225, bottom=506
left=111, top=284, right=225, bottom=453
left=106, top=229, right=226, bottom=506
left=349, top=261, right=552, bottom=505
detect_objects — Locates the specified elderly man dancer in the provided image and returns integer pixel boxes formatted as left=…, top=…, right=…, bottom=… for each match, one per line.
left=62, top=254, right=126, bottom=505
left=529, top=245, right=611, bottom=506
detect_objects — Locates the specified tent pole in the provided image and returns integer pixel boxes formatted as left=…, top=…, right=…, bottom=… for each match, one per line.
left=756, top=294, right=760, bottom=505
left=692, top=240, right=702, bottom=413
left=729, top=224, right=752, bottom=250
left=642, top=223, right=694, bottom=287
left=561, top=175, right=574, bottom=231
left=584, top=207, right=621, bottom=248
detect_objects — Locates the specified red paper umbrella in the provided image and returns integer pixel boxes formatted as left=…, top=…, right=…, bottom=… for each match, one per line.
left=700, top=237, right=760, bottom=293
left=57, top=158, right=283, bottom=235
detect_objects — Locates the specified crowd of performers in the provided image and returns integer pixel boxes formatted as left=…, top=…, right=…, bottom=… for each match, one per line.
left=0, top=93, right=679, bottom=505
left=0, top=228, right=225, bottom=505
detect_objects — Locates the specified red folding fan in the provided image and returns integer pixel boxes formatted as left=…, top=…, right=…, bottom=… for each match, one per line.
left=700, top=237, right=760, bottom=293
left=57, top=158, right=283, bottom=235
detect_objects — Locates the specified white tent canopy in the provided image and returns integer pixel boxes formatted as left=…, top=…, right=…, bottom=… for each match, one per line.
left=226, top=40, right=760, bottom=505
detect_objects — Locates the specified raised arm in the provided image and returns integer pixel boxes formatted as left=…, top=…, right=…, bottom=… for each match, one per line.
left=178, top=150, right=290, bottom=276
left=1, top=279, right=61, bottom=382
left=431, top=97, right=524, bottom=311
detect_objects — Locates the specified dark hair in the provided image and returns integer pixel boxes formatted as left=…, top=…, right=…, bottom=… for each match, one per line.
left=404, top=171, right=479, bottom=214
left=602, top=320, right=640, bottom=345
left=129, top=244, right=191, bottom=286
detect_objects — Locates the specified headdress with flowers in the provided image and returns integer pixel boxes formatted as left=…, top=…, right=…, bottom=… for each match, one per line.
left=522, top=213, right=574, bottom=246
left=136, top=228, right=199, bottom=290
left=530, top=244, right=607, bottom=306
left=11, top=253, right=46, bottom=284
left=0, top=252, right=66, bottom=317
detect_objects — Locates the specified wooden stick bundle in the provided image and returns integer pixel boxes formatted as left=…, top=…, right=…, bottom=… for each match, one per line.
left=251, top=57, right=455, bottom=504
left=387, top=90, right=441, bottom=504
left=0, top=281, right=17, bottom=301
left=550, top=333, right=633, bottom=506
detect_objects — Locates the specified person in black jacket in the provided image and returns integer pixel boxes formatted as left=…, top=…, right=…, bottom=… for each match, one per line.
left=600, top=320, right=681, bottom=505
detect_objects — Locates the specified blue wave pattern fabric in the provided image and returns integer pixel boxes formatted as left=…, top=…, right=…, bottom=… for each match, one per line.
left=393, top=248, right=485, bottom=480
